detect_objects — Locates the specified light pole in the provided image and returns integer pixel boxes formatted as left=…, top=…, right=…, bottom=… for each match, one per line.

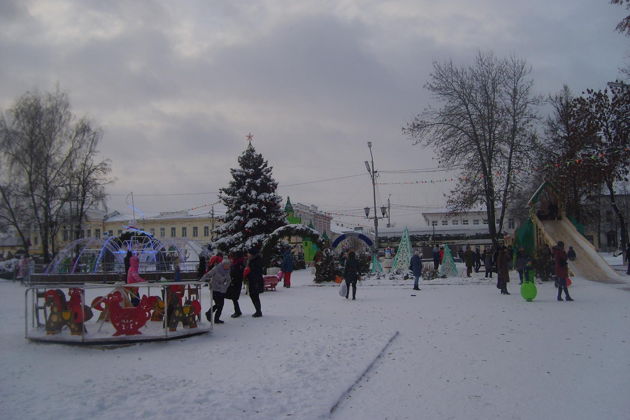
left=387, top=194, right=391, bottom=228
left=364, top=141, right=388, bottom=252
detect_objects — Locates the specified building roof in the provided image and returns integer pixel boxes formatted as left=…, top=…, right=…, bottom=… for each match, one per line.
left=0, top=236, right=21, bottom=247
left=103, top=211, right=215, bottom=223
left=379, top=225, right=490, bottom=237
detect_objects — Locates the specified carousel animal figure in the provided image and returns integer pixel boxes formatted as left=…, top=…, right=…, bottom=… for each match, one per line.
left=165, top=286, right=202, bottom=331
left=44, top=288, right=93, bottom=335
left=182, top=299, right=202, bottom=328
left=91, top=291, right=158, bottom=336
left=150, top=297, right=165, bottom=322
left=44, top=289, right=68, bottom=335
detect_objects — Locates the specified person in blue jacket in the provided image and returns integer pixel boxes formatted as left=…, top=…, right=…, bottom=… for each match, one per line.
left=409, top=250, right=423, bottom=291
left=280, top=247, right=294, bottom=288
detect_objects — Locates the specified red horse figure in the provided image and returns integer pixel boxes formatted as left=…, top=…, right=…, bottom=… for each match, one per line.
left=93, top=291, right=158, bottom=336
left=44, top=289, right=93, bottom=335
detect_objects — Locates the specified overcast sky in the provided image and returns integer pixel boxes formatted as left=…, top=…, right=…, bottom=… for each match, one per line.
left=1, top=0, right=627, bottom=229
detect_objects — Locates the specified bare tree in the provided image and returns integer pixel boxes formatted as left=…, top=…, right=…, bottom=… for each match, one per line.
left=537, top=86, right=601, bottom=223
left=574, top=82, right=630, bottom=252
left=63, top=119, right=111, bottom=244
left=0, top=88, right=111, bottom=262
left=611, top=0, right=630, bottom=35
left=0, top=166, right=33, bottom=253
left=403, top=52, right=539, bottom=246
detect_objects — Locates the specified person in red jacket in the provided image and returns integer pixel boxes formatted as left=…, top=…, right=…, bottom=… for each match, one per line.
left=207, top=252, right=223, bottom=271
left=553, top=241, right=573, bottom=302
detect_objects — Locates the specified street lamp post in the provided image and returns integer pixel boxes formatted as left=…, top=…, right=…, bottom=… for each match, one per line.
left=364, top=141, right=388, bottom=252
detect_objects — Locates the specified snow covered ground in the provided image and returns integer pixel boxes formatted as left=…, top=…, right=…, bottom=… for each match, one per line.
left=1, top=264, right=629, bottom=420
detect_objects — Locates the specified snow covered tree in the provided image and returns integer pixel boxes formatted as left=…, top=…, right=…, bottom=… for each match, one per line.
left=314, top=248, right=338, bottom=283
left=214, top=143, right=286, bottom=253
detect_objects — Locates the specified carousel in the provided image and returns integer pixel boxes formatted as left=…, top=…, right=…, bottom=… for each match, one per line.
left=25, top=229, right=212, bottom=345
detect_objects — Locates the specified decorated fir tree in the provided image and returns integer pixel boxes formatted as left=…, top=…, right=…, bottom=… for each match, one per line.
left=439, top=244, right=458, bottom=277
left=391, top=227, right=413, bottom=271
left=314, top=248, right=338, bottom=283
left=214, top=142, right=286, bottom=253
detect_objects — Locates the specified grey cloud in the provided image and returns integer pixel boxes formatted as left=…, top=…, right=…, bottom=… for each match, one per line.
left=1, top=0, right=627, bottom=226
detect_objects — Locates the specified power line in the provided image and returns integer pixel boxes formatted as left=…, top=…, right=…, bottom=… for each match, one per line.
left=380, top=166, right=463, bottom=174
left=105, top=166, right=459, bottom=198
left=108, top=191, right=220, bottom=197
left=277, top=173, right=366, bottom=188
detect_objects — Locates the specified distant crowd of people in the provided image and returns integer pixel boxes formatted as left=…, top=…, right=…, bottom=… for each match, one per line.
left=407, top=241, right=579, bottom=300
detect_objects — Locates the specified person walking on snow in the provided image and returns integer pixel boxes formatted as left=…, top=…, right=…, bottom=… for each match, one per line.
left=409, top=250, right=423, bottom=291
left=226, top=251, right=245, bottom=318
left=496, top=246, right=510, bottom=295
left=246, top=247, right=264, bottom=317
left=202, top=259, right=231, bottom=323
left=484, top=248, right=493, bottom=278
left=474, top=247, right=482, bottom=273
left=432, top=246, right=440, bottom=270
left=343, top=251, right=360, bottom=300
left=554, top=241, right=573, bottom=302
left=280, top=247, right=294, bottom=288
left=463, top=245, right=474, bottom=277
left=515, top=248, right=529, bottom=285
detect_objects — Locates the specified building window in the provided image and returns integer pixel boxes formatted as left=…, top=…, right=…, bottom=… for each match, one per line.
left=87, top=229, right=92, bottom=238
left=95, top=229, right=101, bottom=239
left=150, top=228, right=155, bottom=236
left=181, top=227, right=187, bottom=237
left=63, top=230, right=69, bottom=241
left=482, top=219, right=488, bottom=224
left=473, top=219, right=479, bottom=225
left=462, top=220, right=469, bottom=225
left=441, top=220, right=448, bottom=226
left=171, top=227, right=176, bottom=237
left=118, top=230, right=122, bottom=236
left=193, top=226, right=198, bottom=237
left=108, top=230, right=113, bottom=237
left=508, top=219, right=515, bottom=229
left=160, top=227, right=165, bottom=238
left=34, top=236, right=38, bottom=246
left=204, top=226, right=209, bottom=237
left=431, top=220, right=438, bottom=227
left=452, top=220, right=459, bottom=225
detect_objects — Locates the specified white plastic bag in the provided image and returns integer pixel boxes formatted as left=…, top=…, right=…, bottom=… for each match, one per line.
left=339, top=281, right=347, bottom=297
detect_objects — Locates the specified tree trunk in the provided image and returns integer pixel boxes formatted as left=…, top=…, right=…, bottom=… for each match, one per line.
left=606, top=180, right=628, bottom=253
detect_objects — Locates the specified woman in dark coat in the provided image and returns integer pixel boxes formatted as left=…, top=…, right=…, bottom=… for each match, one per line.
left=246, top=247, right=264, bottom=317
left=483, top=248, right=493, bottom=278
left=226, top=251, right=245, bottom=318
left=343, top=251, right=360, bottom=300
left=197, top=255, right=207, bottom=279
left=496, top=246, right=510, bottom=295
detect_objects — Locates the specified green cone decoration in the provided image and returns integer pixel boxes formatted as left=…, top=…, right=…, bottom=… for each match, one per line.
left=439, top=245, right=458, bottom=277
